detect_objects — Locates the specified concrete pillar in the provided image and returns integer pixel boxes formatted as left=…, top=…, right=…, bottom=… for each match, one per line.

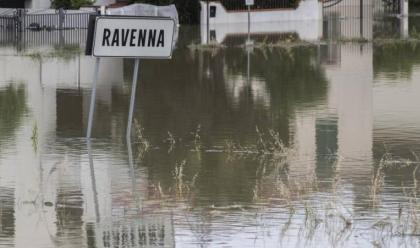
left=401, top=0, right=409, bottom=16
left=401, top=16, right=409, bottom=38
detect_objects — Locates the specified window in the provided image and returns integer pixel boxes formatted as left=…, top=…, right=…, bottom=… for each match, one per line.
left=210, top=6, right=216, bottom=18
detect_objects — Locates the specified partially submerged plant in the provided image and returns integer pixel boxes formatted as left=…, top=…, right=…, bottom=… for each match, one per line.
left=165, top=131, right=176, bottom=153
left=133, top=118, right=150, bottom=158
left=191, top=124, right=201, bottom=152
left=174, top=160, right=187, bottom=197
left=171, top=160, right=198, bottom=199
left=255, top=127, right=295, bottom=162
left=188, top=41, right=226, bottom=57
left=31, top=122, right=38, bottom=153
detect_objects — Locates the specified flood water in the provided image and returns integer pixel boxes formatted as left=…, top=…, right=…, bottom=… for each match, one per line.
left=1, top=16, right=420, bottom=248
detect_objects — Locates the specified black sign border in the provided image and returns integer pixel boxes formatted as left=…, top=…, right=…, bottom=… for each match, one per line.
left=90, top=15, right=176, bottom=59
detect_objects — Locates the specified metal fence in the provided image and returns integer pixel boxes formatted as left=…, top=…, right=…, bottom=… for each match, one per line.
left=0, top=8, right=95, bottom=32
left=23, top=12, right=93, bottom=30
left=0, top=8, right=93, bottom=49
left=0, top=15, right=15, bottom=30
left=323, top=0, right=401, bottom=19
left=0, top=28, right=88, bottom=48
left=22, top=29, right=88, bottom=47
left=209, top=0, right=300, bottom=11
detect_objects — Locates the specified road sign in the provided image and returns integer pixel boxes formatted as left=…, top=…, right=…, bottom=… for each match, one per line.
left=245, top=0, right=254, bottom=6
left=86, top=15, right=176, bottom=139
left=90, top=16, right=175, bottom=58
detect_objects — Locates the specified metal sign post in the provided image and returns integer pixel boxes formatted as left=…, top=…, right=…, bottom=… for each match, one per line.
left=126, top=135, right=141, bottom=211
left=87, top=141, right=100, bottom=223
left=126, top=59, right=140, bottom=139
left=245, top=0, right=254, bottom=43
left=245, top=0, right=254, bottom=34
left=85, top=15, right=175, bottom=140
left=86, top=57, right=100, bottom=139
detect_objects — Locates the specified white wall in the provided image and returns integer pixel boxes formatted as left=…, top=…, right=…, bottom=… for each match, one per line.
left=200, top=0, right=322, bottom=25
left=93, top=0, right=116, bottom=6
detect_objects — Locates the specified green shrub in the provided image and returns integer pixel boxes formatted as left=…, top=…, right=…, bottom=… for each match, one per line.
left=51, top=0, right=94, bottom=9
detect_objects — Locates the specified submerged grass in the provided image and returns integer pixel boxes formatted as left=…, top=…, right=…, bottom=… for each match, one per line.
left=26, top=45, right=82, bottom=61
left=188, top=41, right=226, bottom=51
left=251, top=40, right=316, bottom=50
left=31, top=122, right=38, bottom=153
left=133, top=124, right=420, bottom=245
left=165, top=131, right=176, bottom=153
left=133, top=118, right=150, bottom=159
left=188, top=41, right=226, bottom=57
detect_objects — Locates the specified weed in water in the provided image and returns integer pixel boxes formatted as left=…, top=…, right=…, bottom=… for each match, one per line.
left=191, top=124, right=201, bottom=152
left=173, top=160, right=189, bottom=198
left=165, top=131, right=176, bottom=153
left=31, top=122, right=38, bottom=153
left=133, top=119, right=150, bottom=159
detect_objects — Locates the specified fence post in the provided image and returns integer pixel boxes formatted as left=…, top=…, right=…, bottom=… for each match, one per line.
left=400, top=0, right=408, bottom=16
left=16, top=9, right=25, bottom=32
left=58, top=8, right=65, bottom=30
left=206, top=0, right=209, bottom=44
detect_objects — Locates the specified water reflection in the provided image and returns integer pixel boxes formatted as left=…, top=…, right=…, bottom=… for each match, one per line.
left=0, top=18, right=420, bottom=247
left=201, top=21, right=322, bottom=44
left=85, top=140, right=175, bottom=248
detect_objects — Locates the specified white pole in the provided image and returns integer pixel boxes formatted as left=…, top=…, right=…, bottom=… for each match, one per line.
left=126, top=59, right=140, bottom=139
left=86, top=57, right=100, bottom=139
left=248, top=5, right=251, bottom=37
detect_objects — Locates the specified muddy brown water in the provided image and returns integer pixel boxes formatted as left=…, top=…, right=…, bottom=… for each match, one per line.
left=1, top=17, right=420, bottom=247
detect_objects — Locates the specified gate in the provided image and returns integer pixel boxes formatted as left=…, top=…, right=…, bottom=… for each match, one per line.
left=322, top=0, right=402, bottom=19
left=0, top=15, right=17, bottom=44
left=0, top=8, right=95, bottom=48
left=0, top=15, right=16, bottom=30
left=0, top=8, right=95, bottom=31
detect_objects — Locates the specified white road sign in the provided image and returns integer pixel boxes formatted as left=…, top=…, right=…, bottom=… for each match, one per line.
left=245, top=0, right=254, bottom=6
left=92, top=16, right=175, bottom=58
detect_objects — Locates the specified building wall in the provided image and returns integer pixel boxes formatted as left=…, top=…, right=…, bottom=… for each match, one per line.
left=94, top=0, right=117, bottom=6
left=200, top=0, right=322, bottom=25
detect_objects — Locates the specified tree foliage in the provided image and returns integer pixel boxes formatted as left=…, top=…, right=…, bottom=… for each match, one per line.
left=51, top=0, right=94, bottom=9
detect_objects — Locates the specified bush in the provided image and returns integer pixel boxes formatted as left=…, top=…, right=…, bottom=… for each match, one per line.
left=51, top=0, right=94, bottom=9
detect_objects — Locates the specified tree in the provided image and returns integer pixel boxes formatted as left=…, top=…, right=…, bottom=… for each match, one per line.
left=51, top=0, right=93, bottom=9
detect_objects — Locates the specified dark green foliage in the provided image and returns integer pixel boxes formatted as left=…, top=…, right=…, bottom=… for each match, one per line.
left=219, top=0, right=300, bottom=11
left=129, top=0, right=200, bottom=24
left=51, top=0, right=93, bottom=9
left=410, top=0, right=420, bottom=13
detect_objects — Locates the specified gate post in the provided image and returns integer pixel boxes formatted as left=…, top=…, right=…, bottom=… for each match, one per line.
left=400, top=0, right=408, bottom=16
left=15, top=9, right=25, bottom=32
left=58, top=8, right=65, bottom=30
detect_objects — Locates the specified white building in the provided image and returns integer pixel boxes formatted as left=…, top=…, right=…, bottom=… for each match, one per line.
left=200, top=0, right=322, bottom=25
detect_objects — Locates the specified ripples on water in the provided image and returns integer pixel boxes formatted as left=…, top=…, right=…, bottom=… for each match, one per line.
left=1, top=14, right=420, bottom=248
